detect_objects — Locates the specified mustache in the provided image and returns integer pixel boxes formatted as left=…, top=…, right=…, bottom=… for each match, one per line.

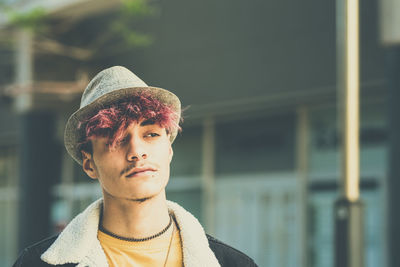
left=120, top=163, right=157, bottom=176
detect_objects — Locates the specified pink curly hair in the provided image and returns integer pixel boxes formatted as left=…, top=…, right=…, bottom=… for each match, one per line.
left=78, top=92, right=181, bottom=153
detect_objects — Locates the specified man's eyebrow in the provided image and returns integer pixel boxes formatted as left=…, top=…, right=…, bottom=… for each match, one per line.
left=140, top=119, right=156, bottom=126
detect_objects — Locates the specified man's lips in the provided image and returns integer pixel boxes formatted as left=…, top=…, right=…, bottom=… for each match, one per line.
left=125, top=167, right=157, bottom=177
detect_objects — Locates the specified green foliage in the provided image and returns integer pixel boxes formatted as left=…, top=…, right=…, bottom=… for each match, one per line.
left=110, top=20, right=153, bottom=47
left=0, top=1, right=48, bottom=33
left=0, top=0, right=12, bottom=9
left=110, top=0, right=157, bottom=47
left=0, top=0, right=156, bottom=55
left=121, top=0, right=157, bottom=17
left=8, top=7, right=48, bottom=32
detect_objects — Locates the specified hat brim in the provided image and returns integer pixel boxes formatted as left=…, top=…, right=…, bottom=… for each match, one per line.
left=64, top=86, right=181, bottom=165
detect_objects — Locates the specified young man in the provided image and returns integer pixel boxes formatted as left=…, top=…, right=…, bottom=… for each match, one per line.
left=13, top=66, right=258, bottom=267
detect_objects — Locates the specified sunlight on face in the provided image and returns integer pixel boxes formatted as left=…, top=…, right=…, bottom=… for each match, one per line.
left=82, top=119, right=173, bottom=202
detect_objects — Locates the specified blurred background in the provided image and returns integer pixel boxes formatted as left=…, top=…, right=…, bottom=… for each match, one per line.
left=0, top=0, right=399, bottom=266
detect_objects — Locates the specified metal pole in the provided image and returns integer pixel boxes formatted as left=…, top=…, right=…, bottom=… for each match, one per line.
left=335, top=0, right=364, bottom=266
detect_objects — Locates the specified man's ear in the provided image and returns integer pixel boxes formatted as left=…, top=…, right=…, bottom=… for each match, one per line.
left=81, top=150, right=98, bottom=179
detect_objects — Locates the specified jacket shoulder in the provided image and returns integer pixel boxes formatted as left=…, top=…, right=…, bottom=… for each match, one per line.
left=206, top=234, right=258, bottom=267
left=13, top=235, right=75, bottom=267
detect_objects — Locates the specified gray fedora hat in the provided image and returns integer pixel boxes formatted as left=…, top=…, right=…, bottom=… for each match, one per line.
left=64, top=66, right=181, bottom=165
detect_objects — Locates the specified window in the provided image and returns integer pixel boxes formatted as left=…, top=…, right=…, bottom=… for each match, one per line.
left=215, top=113, right=295, bottom=175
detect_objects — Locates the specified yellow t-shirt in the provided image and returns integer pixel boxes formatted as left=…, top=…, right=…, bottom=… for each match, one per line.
left=98, top=222, right=183, bottom=267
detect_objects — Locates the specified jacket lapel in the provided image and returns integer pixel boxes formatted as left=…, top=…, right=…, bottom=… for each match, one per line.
left=41, top=199, right=108, bottom=266
left=41, top=198, right=221, bottom=267
left=167, top=201, right=221, bottom=267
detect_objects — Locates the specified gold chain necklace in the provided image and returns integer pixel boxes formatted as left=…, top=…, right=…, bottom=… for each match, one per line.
left=163, top=219, right=175, bottom=267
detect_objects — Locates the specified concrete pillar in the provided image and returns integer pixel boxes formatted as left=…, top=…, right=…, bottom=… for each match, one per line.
left=202, top=117, right=216, bottom=235
left=379, top=1, right=400, bottom=266
left=17, top=112, right=61, bottom=250
left=386, top=46, right=400, bottom=267
left=296, top=106, right=309, bottom=267
left=14, top=29, right=62, bottom=251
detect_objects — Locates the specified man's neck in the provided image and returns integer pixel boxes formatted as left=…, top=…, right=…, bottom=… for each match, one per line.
left=100, top=190, right=171, bottom=239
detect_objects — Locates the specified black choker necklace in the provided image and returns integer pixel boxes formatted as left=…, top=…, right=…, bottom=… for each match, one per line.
left=99, top=214, right=173, bottom=242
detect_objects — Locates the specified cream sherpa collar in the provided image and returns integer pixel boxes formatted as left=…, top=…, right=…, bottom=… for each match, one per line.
left=41, top=199, right=221, bottom=267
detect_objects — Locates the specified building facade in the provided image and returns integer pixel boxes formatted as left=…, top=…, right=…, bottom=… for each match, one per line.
left=0, top=0, right=394, bottom=266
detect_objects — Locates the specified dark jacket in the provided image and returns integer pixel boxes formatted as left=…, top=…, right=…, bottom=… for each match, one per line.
left=13, top=199, right=257, bottom=267
left=13, top=234, right=257, bottom=267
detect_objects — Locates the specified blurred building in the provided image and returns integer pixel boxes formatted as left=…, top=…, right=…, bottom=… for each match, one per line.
left=0, top=0, right=394, bottom=267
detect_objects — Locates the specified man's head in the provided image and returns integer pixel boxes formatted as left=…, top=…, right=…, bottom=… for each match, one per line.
left=64, top=66, right=181, bottom=165
left=64, top=66, right=182, bottom=201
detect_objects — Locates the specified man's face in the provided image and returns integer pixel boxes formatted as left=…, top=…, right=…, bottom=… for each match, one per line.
left=82, top=118, right=173, bottom=202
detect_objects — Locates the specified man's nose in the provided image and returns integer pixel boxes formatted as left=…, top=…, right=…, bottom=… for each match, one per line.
left=126, top=136, right=147, bottom=161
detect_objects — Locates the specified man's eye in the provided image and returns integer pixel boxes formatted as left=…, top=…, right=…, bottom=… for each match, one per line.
left=146, top=133, right=160, bottom=138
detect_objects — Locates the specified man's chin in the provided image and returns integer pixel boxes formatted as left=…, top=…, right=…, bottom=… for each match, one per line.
left=124, top=192, right=159, bottom=203
left=128, top=196, right=152, bottom=203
